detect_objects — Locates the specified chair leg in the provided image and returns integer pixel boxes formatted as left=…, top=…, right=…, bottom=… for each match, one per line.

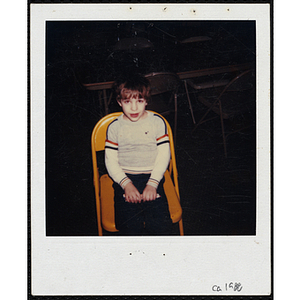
left=192, top=96, right=219, bottom=133
left=179, top=219, right=184, bottom=236
left=218, top=100, right=227, bottom=158
left=174, top=93, right=178, bottom=146
left=183, top=80, right=196, bottom=124
left=98, top=91, right=104, bottom=118
left=103, top=89, right=109, bottom=115
left=96, top=204, right=103, bottom=236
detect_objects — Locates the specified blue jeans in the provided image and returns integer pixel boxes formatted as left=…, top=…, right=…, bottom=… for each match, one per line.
left=113, top=174, right=172, bottom=235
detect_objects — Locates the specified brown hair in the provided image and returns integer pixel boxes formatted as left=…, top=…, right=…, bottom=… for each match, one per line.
left=115, top=74, right=151, bottom=103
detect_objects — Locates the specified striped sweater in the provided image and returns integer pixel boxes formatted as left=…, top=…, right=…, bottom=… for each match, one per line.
left=105, top=111, right=170, bottom=189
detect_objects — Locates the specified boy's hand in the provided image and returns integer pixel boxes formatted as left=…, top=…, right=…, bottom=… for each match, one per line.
left=124, top=182, right=142, bottom=203
left=142, top=185, right=157, bottom=201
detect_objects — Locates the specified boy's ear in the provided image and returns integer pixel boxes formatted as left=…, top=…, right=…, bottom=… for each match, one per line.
left=117, top=100, right=122, bottom=107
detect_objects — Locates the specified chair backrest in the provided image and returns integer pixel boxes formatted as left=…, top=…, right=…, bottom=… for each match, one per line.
left=91, top=111, right=180, bottom=196
left=145, top=72, right=181, bottom=96
left=222, top=69, right=255, bottom=94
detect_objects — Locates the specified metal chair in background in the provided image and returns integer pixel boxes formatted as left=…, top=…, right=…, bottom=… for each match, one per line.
left=185, top=69, right=256, bottom=157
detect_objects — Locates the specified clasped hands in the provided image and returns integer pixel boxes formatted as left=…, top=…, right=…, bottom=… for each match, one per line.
left=124, top=182, right=158, bottom=203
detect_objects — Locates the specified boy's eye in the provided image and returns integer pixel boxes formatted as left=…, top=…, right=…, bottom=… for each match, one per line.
left=138, top=99, right=145, bottom=103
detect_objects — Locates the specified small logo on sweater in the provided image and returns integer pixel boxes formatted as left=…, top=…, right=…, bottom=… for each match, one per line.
left=145, top=131, right=149, bottom=134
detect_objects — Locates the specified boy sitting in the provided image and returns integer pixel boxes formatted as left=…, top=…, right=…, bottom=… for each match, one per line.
left=105, top=74, right=172, bottom=235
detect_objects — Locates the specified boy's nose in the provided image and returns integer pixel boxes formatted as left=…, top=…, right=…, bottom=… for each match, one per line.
left=131, top=101, right=138, bottom=111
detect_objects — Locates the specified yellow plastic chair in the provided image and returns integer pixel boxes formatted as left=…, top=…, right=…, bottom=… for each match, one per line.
left=91, top=111, right=184, bottom=236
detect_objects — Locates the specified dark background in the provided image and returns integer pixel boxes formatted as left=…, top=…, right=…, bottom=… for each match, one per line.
left=46, top=21, right=256, bottom=236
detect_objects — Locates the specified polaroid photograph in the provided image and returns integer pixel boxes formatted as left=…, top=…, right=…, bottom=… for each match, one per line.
left=29, top=2, right=272, bottom=298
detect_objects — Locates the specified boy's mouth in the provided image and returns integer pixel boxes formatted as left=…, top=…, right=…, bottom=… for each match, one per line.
left=130, top=113, right=139, bottom=118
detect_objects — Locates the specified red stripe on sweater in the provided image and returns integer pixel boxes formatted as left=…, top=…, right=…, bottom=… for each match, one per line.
left=156, top=134, right=168, bottom=141
left=105, top=139, right=118, bottom=146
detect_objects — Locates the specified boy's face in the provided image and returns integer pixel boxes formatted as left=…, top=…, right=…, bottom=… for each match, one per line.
left=118, top=91, right=148, bottom=122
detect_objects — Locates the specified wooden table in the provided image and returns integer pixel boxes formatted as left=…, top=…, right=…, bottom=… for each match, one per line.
left=82, top=62, right=254, bottom=116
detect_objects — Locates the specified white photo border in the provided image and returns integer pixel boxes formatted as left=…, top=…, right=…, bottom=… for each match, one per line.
left=30, top=3, right=272, bottom=297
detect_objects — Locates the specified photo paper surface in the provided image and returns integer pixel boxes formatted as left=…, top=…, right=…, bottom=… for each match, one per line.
left=30, top=2, right=272, bottom=297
